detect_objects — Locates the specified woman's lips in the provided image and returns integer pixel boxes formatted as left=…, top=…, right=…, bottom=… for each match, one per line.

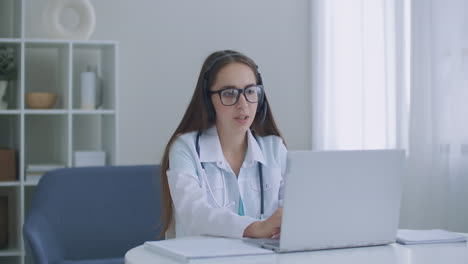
left=234, top=115, right=249, bottom=124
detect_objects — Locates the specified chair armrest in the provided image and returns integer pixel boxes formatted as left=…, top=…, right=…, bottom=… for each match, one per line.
left=23, top=211, right=63, bottom=264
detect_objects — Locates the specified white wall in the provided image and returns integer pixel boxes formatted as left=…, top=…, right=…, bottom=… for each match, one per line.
left=25, top=0, right=311, bottom=164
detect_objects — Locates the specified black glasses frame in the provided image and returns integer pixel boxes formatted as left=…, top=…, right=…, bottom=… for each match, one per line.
left=209, top=85, right=264, bottom=106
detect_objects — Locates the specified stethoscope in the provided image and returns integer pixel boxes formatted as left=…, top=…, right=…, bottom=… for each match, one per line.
left=196, top=131, right=265, bottom=220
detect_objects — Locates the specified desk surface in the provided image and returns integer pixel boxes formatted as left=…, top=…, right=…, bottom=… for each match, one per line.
left=125, top=240, right=468, bottom=264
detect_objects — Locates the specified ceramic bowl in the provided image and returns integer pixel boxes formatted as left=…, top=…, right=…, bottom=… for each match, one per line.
left=25, top=92, right=58, bottom=109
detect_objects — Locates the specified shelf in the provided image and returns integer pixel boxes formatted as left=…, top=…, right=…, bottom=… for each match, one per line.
left=0, top=111, right=20, bottom=115
left=0, top=0, right=22, bottom=39
left=24, top=181, right=39, bottom=187
left=72, top=44, right=116, bottom=110
left=23, top=110, right=68, bottom=115
left=24, top=39, right=117, bottom=45
left=25, top=115, right=69, bottom=169
left=1, top=2, right=118, bottom=262
left=25, top=42, right=70, bottom=110
left=0, top=182, right=20, bottom=187
left=72, top=109, right=115, bottom=115
left=0, top=248, right=21, bottom=257
left=0, top=39, right=21, bottom=43
left=72, top=115, right=116, bottom=166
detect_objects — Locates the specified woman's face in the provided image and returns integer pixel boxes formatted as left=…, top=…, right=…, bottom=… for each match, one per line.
left=210, top=62, right=258, bottom=135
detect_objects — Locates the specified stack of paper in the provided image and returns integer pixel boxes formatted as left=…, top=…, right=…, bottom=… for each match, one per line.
left=397, top=229, right=467, bottom=245
left=145, top=236, right=273, bottom=262
left=26, top=163, right=66, bottom=182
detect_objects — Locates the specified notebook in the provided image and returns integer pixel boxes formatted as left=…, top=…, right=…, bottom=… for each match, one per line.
left=145, top=236, right=273, bottom=263
left=396, top=229, right=467, bottom=245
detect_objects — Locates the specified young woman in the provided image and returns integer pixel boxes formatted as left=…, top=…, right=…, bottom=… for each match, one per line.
left=160, top=50, right=287, bottom=239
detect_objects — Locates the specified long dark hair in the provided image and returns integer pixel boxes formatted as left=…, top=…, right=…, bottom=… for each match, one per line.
left=159, top=50, right=285, bottom=236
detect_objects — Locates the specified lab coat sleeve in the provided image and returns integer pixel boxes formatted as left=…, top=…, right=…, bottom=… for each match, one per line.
left=167, top=138, right=257, bottom=238
left=278, top=140, right=288, bottom=207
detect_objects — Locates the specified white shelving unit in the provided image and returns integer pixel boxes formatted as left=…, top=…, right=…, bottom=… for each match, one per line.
left=0, top=1, right=119, bottom=263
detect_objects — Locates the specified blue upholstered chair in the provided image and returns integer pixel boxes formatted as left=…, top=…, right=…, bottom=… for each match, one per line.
left=23, top=165, right=163, bottom=264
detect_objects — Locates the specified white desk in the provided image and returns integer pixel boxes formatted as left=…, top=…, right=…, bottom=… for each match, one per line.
left=125, top=240, right=468, bottom=264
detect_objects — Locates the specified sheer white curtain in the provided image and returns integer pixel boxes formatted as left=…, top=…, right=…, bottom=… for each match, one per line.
left=311, top=0, right=468, bottom=232
left=310, top=0, right=409, bottom=151
left=401, top=0, right=468, bottom=231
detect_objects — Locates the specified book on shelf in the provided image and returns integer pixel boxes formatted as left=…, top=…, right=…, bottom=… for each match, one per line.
left=25, top=163, right=66, bottom=183
left=25, top=173, right=43, bottom=183
left=26, top=163, right=66, bottom=172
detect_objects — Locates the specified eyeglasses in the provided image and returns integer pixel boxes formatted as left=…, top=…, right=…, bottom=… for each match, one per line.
left=209, top=85, right=264, bottom=106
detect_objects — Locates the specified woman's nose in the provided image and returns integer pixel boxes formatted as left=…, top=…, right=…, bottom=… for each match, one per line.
left=236, top=93, right=249, bottom=108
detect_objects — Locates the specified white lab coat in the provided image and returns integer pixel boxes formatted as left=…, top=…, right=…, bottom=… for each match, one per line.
left=167, top=126, right=287, bottom=238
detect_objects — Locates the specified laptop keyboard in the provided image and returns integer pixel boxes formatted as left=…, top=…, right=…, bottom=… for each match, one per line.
left=264, top=240, right=280, bottom=247
left=244, top=238, right=280, bottom=248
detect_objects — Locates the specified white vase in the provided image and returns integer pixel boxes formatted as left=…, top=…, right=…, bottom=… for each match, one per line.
left=0, top=81, right=8, bottom=110
left=80, top=68, right=101, bottom=110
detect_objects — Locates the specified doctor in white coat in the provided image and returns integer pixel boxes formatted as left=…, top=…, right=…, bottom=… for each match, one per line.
left=160, top=50, right=287, bottom=239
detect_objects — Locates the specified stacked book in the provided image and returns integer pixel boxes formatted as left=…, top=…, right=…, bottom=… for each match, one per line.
left=26, top=164, right=66, bottom=183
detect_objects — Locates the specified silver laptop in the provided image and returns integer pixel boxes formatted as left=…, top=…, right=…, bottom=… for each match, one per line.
left=246, top=149, right=405, bottom=253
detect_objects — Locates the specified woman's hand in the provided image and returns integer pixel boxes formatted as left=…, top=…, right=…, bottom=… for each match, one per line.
left=243, top=208, right=282, bottom=238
